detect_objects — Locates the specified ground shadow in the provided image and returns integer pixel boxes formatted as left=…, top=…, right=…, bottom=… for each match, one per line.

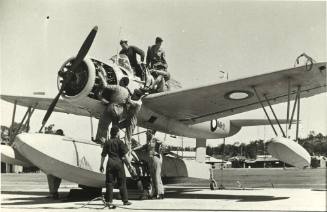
left=1, top=190, right=57, bottom=196
left=164, top=187, right=288, bottom=202
left=1, top=187, right=289, bottom=207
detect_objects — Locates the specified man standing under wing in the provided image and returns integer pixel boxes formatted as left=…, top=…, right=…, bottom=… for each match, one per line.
left=134, top=129, right=164, bottom=199
left=100, top=126, right=132, bottom=208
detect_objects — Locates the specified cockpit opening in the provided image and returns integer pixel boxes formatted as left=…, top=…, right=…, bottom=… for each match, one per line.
left=88, top=58, right=118, bottom=99
left=110, top=54, right=133, bottom=76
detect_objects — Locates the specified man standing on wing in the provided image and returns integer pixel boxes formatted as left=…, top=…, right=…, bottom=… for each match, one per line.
left=119, top=39, right=145, bottom=80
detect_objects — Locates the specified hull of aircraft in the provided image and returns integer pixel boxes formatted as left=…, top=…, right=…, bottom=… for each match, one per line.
left=12, top=133, right=211, bottom=187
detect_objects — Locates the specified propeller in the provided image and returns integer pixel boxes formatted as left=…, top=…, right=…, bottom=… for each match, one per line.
left=39, top=26, right=98, bottom=132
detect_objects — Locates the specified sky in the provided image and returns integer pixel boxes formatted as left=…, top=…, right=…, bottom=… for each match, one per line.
left=0, top=0, right=326, bottom=147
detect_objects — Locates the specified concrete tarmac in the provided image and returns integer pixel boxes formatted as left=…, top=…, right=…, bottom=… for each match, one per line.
left=1, top=173, right=326, bottom=212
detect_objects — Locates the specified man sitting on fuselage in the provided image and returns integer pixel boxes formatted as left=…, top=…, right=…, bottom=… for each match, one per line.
left=146, top=37, right=170, bottom=93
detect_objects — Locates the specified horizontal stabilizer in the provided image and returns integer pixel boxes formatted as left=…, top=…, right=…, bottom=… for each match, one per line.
left=231, top=119, right=295, bottom=127
left=266, top=137, right=311, bottom=168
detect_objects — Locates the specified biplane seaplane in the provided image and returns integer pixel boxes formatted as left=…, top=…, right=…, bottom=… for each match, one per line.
left=1, top=26, right=326, bottom=192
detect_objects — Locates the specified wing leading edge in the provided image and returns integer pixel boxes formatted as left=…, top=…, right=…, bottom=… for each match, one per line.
left=0, top=95, right=91, bottom=117
left=143, top=62, right=326, bottom=125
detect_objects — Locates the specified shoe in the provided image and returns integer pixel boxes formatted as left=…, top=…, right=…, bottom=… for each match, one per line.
left=139, top=195, right=148, bottom=200
left=109, top=204, right=116, bottom=209
left=157, top=194, right=164, bottom=199
left=52, top=192, right=59, bottom=199
left=123, top=201, right=132, bottom=206
left=105, top=202, right=116, bottom=209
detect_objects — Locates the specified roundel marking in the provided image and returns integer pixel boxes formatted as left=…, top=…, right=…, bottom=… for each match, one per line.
left=210, top=119, right=218, bottom=132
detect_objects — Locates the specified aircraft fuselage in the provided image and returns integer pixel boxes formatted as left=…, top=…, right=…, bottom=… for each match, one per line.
left=58, top=56, right=241, bottom=139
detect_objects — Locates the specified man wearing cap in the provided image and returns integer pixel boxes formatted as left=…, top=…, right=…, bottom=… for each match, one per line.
left=119, top=40, right=145, bottom=80
left=95, top=69, right=141, bottom=153
left=146, top=37, right=169, bottom=92
left=100, top=126, right=132, bottom=208
left=134, top=129, right=164, bottom=199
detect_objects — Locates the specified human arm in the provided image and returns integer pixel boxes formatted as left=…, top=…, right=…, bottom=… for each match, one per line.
left=150, top=69, right=170, bottom=79
left=160, top=50, right=168, bottom=68
left=100, top=145, right=107, bottom=172
left=132, top=46, right=145, bottom=62
left=146, top=46, right=151, bottom=67
left=154, top=137, right=167, bottom=157
left=133, top=143, right=147, bottom=152
left=120, top=140, right=132, bottom=164
left=100, top=156, right=105, bottom=173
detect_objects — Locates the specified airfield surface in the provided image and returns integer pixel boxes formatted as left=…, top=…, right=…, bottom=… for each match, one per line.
left=1, top=170, right=326, bottom=212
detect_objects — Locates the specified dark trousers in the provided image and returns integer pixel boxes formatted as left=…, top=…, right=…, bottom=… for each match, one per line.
left=133, top=64, right=145, bottom=80
left=96, top=103, right=125, bottom=143
left=105, top=158, right=128, bottom=203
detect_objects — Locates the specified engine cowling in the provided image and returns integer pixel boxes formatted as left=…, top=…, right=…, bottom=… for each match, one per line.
left=57, top=57, right=119, bottom=103
left=57, top=57, right=96, bottom=102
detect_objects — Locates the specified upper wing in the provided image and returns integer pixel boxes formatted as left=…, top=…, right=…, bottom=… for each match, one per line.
left=143, top=62, right=326, bottom=125
left=0, top=95, right=91, bottom=117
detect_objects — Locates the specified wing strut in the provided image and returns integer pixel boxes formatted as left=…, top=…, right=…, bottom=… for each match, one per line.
left=9, top=104, right=37, bottom=142
left=286, top=78, right=291, bottom=137
left=12, top=106, right=31, bottom=140
left=9, top=100, right=17, bottom=142
left=24, top=104, right=37, bottom=132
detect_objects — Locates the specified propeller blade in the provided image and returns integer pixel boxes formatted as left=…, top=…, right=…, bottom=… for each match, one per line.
left=69, top=26, right=98, bottom=74
left=39, top=92, right=61, bottom=132
left=39, top=26, right=98, bottom=132
left=60, top=26, right=98, bottom=91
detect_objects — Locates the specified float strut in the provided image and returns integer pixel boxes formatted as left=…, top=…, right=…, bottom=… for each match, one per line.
left=289, top=86, right=301, bottom=130
left=295, top=86, right=301, bottom=142
left=263, top=94, right=286, bottom=137
left=252, top=86, right=278, bottom=136
left=286, top=78, right=291, bottom=137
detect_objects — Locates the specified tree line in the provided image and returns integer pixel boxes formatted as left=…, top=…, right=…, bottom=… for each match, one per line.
left=164, top=132, right=327, bottom=159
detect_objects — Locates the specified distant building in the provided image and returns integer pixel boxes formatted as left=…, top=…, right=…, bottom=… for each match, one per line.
left=244, top=155, right=292, bottom=168
left=229, top=156, right=247, bottom=168
left=1, top=163, right=23, bottom=173
left=311, top=156, right=327, bottom=168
